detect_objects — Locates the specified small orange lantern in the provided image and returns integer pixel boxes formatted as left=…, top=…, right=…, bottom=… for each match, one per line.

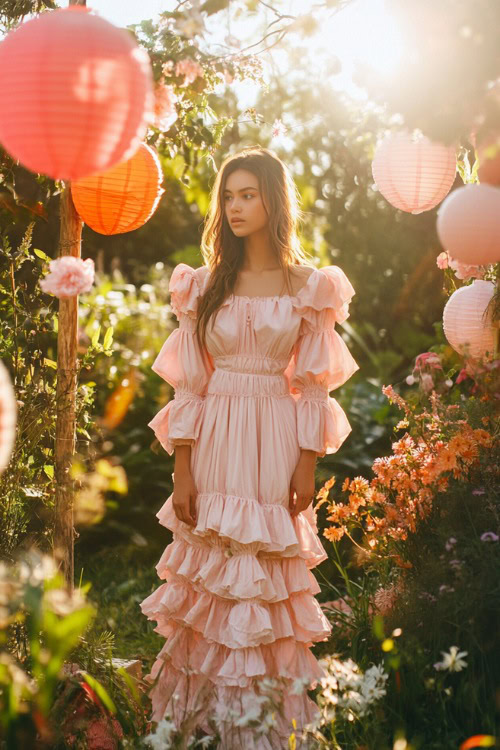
left=372, top=131, right=457, bottom=214
left=71, top=143, right=164, bottom=235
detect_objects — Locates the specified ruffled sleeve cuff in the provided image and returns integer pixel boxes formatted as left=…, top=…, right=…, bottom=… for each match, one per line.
left=295, top=387, right=353, bottom=458
left=148, top=391, right=205, bottom=456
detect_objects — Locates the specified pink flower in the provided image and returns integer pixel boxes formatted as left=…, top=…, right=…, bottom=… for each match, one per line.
left=420, top=373, right=435, bottom=393
left=272, top=118, right=287, bottom=138
left=175, top=58, right=204, bottom=86
left=415, top=352, right=443, bottom=371
left=223, top=68, right=234, bottom=84
left=455, top=367, right=470, bottom=384
left=39, top=257, right=94, bottom=298
left=436, top=251, right=449, bottom=269
left=153, top=83, right=178, bottom=131
left=448, top=257, right=485, bottom=280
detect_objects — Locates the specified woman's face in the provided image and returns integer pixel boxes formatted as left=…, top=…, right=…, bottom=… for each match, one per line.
left=223, top=168, right=269, bottom=237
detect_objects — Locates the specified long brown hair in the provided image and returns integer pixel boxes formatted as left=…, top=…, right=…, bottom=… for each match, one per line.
left=195, top=146, right=314, bottom=349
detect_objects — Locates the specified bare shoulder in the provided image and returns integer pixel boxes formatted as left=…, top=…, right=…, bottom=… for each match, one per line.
left=287, top=264, right=316, bottom=296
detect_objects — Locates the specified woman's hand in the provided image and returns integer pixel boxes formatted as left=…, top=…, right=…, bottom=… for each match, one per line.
left=289, top=449, right=317, bottom=518
left=172, top=470, right=198, bottom=527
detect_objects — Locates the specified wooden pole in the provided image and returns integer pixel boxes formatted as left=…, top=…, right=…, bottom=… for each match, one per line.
left=53, top=0, right=86, bottom=589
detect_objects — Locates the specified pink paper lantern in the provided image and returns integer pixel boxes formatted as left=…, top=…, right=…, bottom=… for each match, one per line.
left=372, top=132, right=457, bottom=214
left=0, top=6, right=153, bottom=181
left=436, top=184, right=500, bottom=266
left=443, top=279, right=496, bottom=360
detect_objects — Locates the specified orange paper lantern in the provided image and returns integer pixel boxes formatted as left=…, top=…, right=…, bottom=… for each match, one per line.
left=0, top=6, right=153, bottom=180
left=372, top=132, right=457, bottom=214
left=443, top=279, right=496, bottom=360
left=436, top=184, right=500, bottom=266
left=71, top=143, right=164, bottom=234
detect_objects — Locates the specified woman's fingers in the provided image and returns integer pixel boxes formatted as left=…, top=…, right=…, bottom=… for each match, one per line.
left=291, top=494, right=313, bottom=518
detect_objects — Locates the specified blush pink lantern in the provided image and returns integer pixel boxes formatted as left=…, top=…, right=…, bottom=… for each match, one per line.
left=0, top=6, right=154, bottom=181
left=443, top=279, right=496, bottom=361
left=436, top=184, right=500, bottom=266
left=372, top=131, right=457, bottom=214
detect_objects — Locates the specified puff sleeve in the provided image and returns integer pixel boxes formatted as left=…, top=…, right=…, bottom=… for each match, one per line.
left=148, top=263, right=214, bottom=456
left=286, top=265, right=360, bottom=458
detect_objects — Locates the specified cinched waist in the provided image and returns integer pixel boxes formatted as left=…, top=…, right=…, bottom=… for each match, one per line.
left=207, top=356, right=291, bottom=397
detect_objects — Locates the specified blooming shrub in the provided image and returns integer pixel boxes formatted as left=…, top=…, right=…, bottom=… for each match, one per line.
left=316, top=352, right=499, bottom=747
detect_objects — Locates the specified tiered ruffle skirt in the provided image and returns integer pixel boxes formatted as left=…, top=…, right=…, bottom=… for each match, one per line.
left=140, top=368, right=333, bottom=749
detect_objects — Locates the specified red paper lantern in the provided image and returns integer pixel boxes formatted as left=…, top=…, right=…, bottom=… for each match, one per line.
left=0, top=6, right=153, bottom=180
left=71, top=143, right=164, bottom=235
left=372, top=131, right=457, bottom=214
left=443, top=280, right=496, bottom=360
left=436, top=184, right=500, bottom=266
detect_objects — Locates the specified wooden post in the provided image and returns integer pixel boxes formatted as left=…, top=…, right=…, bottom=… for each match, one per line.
left=53, top=0, right=86, bottom=589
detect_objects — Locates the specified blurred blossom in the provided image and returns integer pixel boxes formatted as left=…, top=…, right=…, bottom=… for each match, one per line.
left=436, top=251, right=449, bottom=269
left=272, top=118, right=288, bottom=138
left=448, top=257, right=485, bottom=280
left=175, top=58, right=204, bottom=86
left=445, top=536, right=457, bottom=551
left=153, top=83, right=178, bottom=131
left=39, top=257, right=94, bottom=299
left=480, top=531, right=499, bottom=542
left=434, top=645, right=468, bottom=672
left=173, top=6, right=205, bottom=39
left=472, top=488, right=486, bottom=495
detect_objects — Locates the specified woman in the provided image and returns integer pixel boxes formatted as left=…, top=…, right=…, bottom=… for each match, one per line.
left=140, top=146, right=360, bottom=748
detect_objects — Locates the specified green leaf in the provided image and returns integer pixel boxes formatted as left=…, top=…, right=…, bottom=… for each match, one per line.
left=43, top=465, right=54, bottom=479
left=200, top=0, right=229, bottom=14
left=34, top=248, right=52, bottom=263
left=80, top=672, right=117, bottom=714
left=91, top=325, right=101, bottom=347
left=103, top=326, right=114, bottom=350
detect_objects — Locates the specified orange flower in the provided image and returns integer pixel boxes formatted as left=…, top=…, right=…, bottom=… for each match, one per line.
left=324, top=526, right=345, bottom=543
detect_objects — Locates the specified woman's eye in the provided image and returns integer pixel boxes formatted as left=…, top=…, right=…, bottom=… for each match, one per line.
left=244, top=194, right=254, bottom=199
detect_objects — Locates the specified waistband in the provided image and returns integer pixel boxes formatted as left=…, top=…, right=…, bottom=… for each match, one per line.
left=207, top=357, right=291, bottom=397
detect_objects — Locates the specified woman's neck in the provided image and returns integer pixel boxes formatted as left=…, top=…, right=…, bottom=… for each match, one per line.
left=241, top=230, right=278, bottom=271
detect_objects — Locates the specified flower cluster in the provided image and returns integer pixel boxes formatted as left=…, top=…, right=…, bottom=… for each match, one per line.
left=406, top=351, right=453, bottom=394
left=322, top=386, right=495, bottom=552
left=315, top=656, right=388, bottom=724
left=436, top=251, right=486, bottom=280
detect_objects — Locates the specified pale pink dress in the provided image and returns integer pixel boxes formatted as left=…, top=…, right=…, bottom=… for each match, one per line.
left=140, top=262, right=360, bottom=748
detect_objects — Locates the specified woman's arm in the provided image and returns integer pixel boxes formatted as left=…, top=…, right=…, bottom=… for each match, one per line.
left=289, top=448, right=317, bottom=518
left=172, top=443, right=198, bottom=526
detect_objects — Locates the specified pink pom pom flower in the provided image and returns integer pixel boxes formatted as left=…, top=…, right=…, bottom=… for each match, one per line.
left=39, top=257, right=95, bottom=298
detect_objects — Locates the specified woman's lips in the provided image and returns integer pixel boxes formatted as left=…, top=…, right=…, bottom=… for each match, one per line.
left=231, top=218, right=245, bottom=225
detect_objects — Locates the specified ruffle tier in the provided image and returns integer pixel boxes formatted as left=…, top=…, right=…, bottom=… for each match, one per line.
left=146, top=632, right=320, bottom=746
left=141, top=574, right=331, bottom=650
left=156, top=491, right=329, bottom=568
left=155, top=535, right=322, bottom=603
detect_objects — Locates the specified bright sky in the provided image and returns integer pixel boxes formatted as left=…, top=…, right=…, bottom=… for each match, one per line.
left=90, top=0, right=403, bottom=101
